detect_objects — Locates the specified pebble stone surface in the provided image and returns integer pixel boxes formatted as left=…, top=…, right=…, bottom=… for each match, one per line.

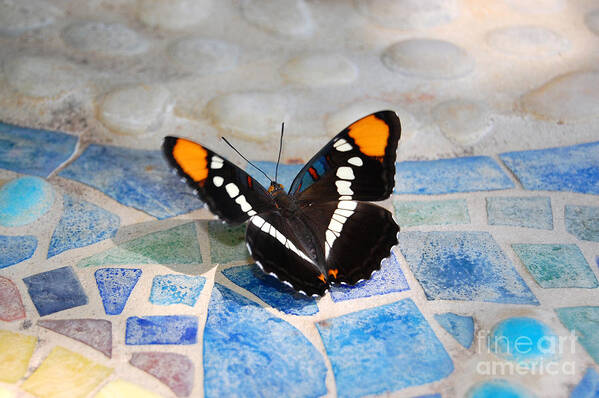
left=0, top=1, right=598, bottom=398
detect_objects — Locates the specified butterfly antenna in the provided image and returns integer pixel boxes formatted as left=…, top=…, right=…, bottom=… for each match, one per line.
left=275, top=122, right=284, bottom=182
left=221, top=137, right=273, bottom=183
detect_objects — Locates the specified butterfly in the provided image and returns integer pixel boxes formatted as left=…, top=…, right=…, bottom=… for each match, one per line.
left=162, top=110, right=401, bottom=297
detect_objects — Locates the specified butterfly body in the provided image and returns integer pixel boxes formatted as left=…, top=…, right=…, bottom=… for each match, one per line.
left=163, top=110, right=401, bottom=297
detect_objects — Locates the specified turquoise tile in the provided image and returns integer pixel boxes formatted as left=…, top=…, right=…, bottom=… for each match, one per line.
left=512, top=244, right=598, bottom=288
left=556, top=306, right=599, bottom=365
left=466, top=379, right=535, bottom=398
left=393, top=199, right=470, bottom=227
left=149, top=274, right=206, bottom=307
left=489, top=317, right=558, bottom=364
left=500, top=141, right=599, bottom=195
left=487, top=196, right=553, bottom=230
left=399, top=231, right=538, bottom=305
left=0, top=177, right=54, bottom=227
left=566, top=205, right=599, bottom=242
left=203, top=283, right=327, bottom=397
left=434, top=312, right=475, bottom=349
left=316, top=298, right=453, bottom=398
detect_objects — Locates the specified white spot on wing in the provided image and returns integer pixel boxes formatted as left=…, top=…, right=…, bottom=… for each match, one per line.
left=336, top=143, right=352, bottom=152
left=247, top=210, right=257, bottom=217
left=251, top=215, right=265, bottom=228
left=225, top=183, right=239, bottom=198
left=336, top=180, right=353, bottom=195
left=212, top=176, right=224, bottom=187
left=336, top=167, right=355, bottom=180
left=332, top=213, right=346, bottom=223
left=338, top=200, right=357, bottom=210
left=328, top=219, right=343, bottom=233
left=333, top=138, right=348, bottom=148
left=235, top=195, right=252, bottom=212
left=348, top=157, right=363, bottom=166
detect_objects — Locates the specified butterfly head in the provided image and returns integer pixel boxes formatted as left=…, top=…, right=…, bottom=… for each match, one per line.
left=268, top=181, right=285, bottom=195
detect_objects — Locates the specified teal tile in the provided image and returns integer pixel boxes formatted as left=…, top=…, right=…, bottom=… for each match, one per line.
left=393, top=199, right=469, bottom=227
left=0, top=177, right=55, bottom=227
left=207, top=221, right=250, bottom=264
left=512, top=244, right=598, bottom=288
left=487, top=196, right=553, bottom=230
left=556, top=306, right=599, bottom=365
left=566, top=205, right=599, bottom=242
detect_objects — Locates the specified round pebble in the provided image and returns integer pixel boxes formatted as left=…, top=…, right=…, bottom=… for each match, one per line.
left=354, top=0, right=458, bottom=30
left=281, top=54, right=358, bottom=87
left=503, top=0, right=564, bottom=14
left=0, top=0, right=63, bottom=36
left=62, top=21, right=149, bottom=56
left=0, top=177, right=54, bottom=227
left=241, top=0, right=313, bottom=37
left=138, top=0, right=212, bottom=30
left=98, top=85, right=172, bottom=135
left=432, top=99, right=493, bottom=145
left=381, top=39, right=474, bottom=79
left=520, top=70, right=599, bottom=122
left=489, top=317, right=558, bottom=364
left=466, top=380, right=535, bottom=398
left=167, top=37, right=239, bottom=75
left=206, top=91, right=287, bottom=142
left=585, top=9, right=599, bottom=36
left=3, top=55, right=86, bottom=98
left=486, top=26, right=569, bottom=56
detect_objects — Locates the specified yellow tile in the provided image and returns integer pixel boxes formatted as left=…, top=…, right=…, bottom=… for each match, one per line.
left=0, top=386, right=15, bottom=398
left=0, top=330, right=37, bottom=383
left=95, top=379, right=163, bottom=398
left=22, top=346, right=113, bottom=398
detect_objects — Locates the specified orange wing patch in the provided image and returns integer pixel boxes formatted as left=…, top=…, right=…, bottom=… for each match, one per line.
left=347, top=114, right=389, bottom=157
left=172, top=138, right=209, bottom=182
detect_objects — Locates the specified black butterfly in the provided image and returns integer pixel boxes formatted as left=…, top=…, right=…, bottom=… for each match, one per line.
left=162, top=110, right=401, bottom=297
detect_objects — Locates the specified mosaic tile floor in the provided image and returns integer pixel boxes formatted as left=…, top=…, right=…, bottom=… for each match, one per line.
left=1, top=1, right=599, bottom=397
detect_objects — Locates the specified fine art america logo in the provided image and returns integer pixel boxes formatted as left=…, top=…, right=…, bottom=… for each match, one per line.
left=475, top=329, right=578, bottom=376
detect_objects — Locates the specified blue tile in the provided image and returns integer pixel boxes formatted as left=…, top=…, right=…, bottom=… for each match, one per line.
left=0, top=177, right=55, bottom=227
left=487, top=196, right=553, bottom=230
left=556, top=306, right=599, bottom=365
left=566, top=205, right=599, bottom=242
left=414, top=395, right=441, bottom=398
left=203, top=283, right=327, bottom=398
left=500, top=141, right=599, bottom=195
left=395, top=156, right=514, bottom=195
left=0, top=123, right=78, bottom=177
left=23, top=266, right=88, bottom=316
left=571, top=367, right=599, bottom=398
left=330, top=252, right=410, bottom=302
left=149, top=274, right=206, bottom=307
left=434, top=313, right=475, bottom=349
left=125, top=315, right=198, bottom=345
left=95, top=268, right=142, bottom=315
left=48, top=195, right=120, bottom=258
left=0, top=235, right=37, bottom=269
left=59, top=144, right=203, bottom=219
left=246, top=161, right=302, bottom=192
left=316, top=298, right=454, bottom=398
left=399, top=231, right=538, bottom=305
left=466, top=379, right=535, bottom=398
left=221, top=264, right=318, bottom=316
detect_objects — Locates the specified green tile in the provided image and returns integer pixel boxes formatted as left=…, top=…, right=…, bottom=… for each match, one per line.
left=512, top=243, right=598, bottom=288
left=78, top=222, right=201, bottom=267
left=392, top=199, right=469, bottom=227
left=556, top=306, right=599, bottom=365
left=208, top=221, right=250, bottom=264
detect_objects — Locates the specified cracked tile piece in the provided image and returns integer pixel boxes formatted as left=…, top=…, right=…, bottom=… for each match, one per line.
left=48, top=195, right=120, bottom=258
left=393, top=198, right=469, bottom=227
left=222, top=264, right=318, bottom=316
left=38, top=319, right=112, bottom=358
left=0, top=234, right=37, bottom=269
left=23, top=266, right=88, bottom=316
left=22, top=346, right=112, bottom=398
left=500, top=141, right=599, bottom=194
left=125, top=315, right=198, bottom=345
left=434, top=313, right=475, bottom=349
left=565, top=205, right=599, bottom=242
left=96, top=379, right=162, bottom=398
left=512, top=244, right=598, bottom=288
left=316, top=298, right=454, bottom=398
left=0, top=330, right=36, bottom=383
left=130, top=352, right=194, bottom=397
left=0, top=177, right=54, bottom=227
left=556, top=306, right=599, bottom=365
left=208, top=221, right=250, bottom=264
left=149, top=274, right=206, bottom=307
left=395, top=156, right=514, bottom=194
left=95, top=268, right=142, bottom=315
left=399, top=231, right=538, bottom=305
left=0, top=123, right=78, bottom=177
left=59, top=144, right=203, bottom=219
left=571, top=367, right=599, bottom=398
left=487, top=196, right=553, bottom=230
left=204, top=283, right=327, bottom=397
left=78, top=222, right=201, bottom=267
left=0, top=276, right=26, bottom=321
left=330, top=252, right=410, bottom=302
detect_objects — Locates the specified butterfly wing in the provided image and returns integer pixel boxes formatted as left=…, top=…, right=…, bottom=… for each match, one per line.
left=289, top=110, right=401, bottom=204
left=301, top=200, right=399, bottom=285
left=163, top=136, right=274, bottom=224
left=246, top=210, right=329, bottom=296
